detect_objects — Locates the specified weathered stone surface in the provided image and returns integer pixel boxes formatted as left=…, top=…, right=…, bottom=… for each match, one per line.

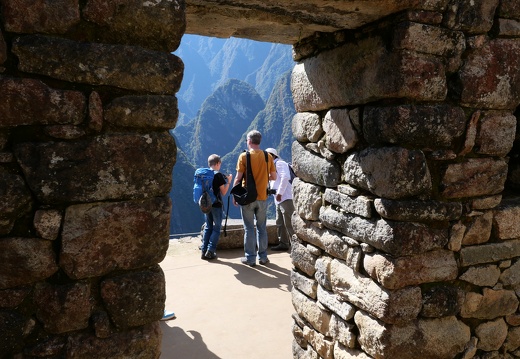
left=0, top=310, right=25, bottom=355
left=292, top=289, right=331, bottom=336
left=292, top=215, right=349, bottom=259
left=494, top=197, right=520, bottom=240
left=460, top=239, right=520, bottom=266
left=320, top=207, right=448, bottom=256
left=101, top=267, right=165, bottom=329
left=0, top=287, right=31, bottom=308
left=292, top=112, right=323, bottom=143
left=33, top=209, right=62, bottom=240
left=24, top=336, right=66, bottom=357
left=291, top=240, right=318, bottom=277
left=13, top=35, right=184, bottom=95
left=448, top=221, right=465, bottom=251
left=82, top=0, right=185, bottom=52
left=331, top=259, right=422, bottom=324
left=461, top=288, right=519, bottom=319
left=472, top=195, right=502, bottom=210
left=322, top=109, right=358, bottom=153
left=497, top=18, right=520, bottom=36
left=324, top=189, right=372, bottom=218
left=330, top=316, right=356, bottom=350
left=457, top=38, right=520, bottom=109
left=45, top=125, right=86, bottom=139
left=504, top=326, right=520, bottom=352
left=34, top=282, right=91, bottom=334
left=60, top=197, right=170, bottom=279
left=444, top=0, right=499, bottom=33
left=292, top=141, right=341, bottom=187
left=374, top=198, right=462, bottom=222
left=315, top=256, right=332, bottom=290
left=291, top=35, right=446, bottom=112
left=0, top=77, right=86, bottom=127
left=290, top=179, right=323, bottom=221
left=476, top=318, right=508, bottom=351
left=15, top=132, right=176, bottom=203
left=302, top=325, right=334, bottom=359
left=105, top=95, right=178, bottom=130
left=2, top=0, right=80, bottom=34
left=363, top=104, right=466, bottom=149
left=393, top=21, right=465, bottom=57
left=88, top=91, right=103, bottom=132
left=291, top=270, right=318, bottom=299
left=462, top=211, right=493, bottom=245
left=421, top=284, right=464, bottom=318
left=293, top=340, right=319, bottom=359
left=66, top=322, right=161, bottom=358
left=460, top=265, right=501, bottom=287
left=500, top=259, right=520, bottom=287
left=441, top=158, right=508, bottom=199
left=0, top=238, right=58, bottom=289
left=363, top=250, right=458, bottom=290
left=0, top=172, right=32, bottom=236
left=354, top=311, right=470, bottom=359
left=334, top=343, right=372, bottom=359
left=317, top=285, right=355, bottom=321
left=0, top=31, right=6, bottom=65
left=475, top=111, right=517, bottom=156
left=344, top=147, right=432, bottom=199
left=506, top=314, right=520, bottom=326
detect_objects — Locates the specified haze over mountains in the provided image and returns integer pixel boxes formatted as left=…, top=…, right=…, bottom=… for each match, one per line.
left=169, top=35, right=296, bottom=235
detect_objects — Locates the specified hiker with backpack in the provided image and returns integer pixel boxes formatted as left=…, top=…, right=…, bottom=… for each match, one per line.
left=265, top=148, right=295, bottom=252
left=195, top=154, right=232, bottom=260
left=231, top=130, right=276, bottom=267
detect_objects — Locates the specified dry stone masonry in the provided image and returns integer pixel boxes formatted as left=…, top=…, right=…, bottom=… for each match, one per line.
left=2, top=0, right=520, bottom=358
left=289, top=2, right=520, bottom=359
left=0, top=0, right=184, bottom=357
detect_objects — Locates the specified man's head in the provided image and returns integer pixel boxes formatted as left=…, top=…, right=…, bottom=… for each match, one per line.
left=247, top=130, right=262, bottom=146
left=208, top=154, right=221, bottom=167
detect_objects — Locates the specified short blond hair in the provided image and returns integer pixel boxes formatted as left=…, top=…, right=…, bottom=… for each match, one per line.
left=208, top=154, right=221, bottom=167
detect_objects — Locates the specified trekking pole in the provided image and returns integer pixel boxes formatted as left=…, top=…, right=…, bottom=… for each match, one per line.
left=223, top=195, right=230, bottom=237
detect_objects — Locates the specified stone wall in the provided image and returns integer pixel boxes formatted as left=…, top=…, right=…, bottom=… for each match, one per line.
left=0, top=0, right=184, bottom=357
left=289, top=3, right=520, bottom=359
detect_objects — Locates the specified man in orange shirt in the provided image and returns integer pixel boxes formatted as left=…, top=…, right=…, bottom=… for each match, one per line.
left=233, top=130, right=277, bottom=266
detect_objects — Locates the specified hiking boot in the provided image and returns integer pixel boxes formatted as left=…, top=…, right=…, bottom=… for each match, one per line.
left=240, top=257, right=256, bottom=267
left=259, top=257, right=270, bottom=265
left=160, top=310, right=176, bottom=321
left=204, top=251, right=217, bottom=260
left=271, top=244, right=289, bottom=251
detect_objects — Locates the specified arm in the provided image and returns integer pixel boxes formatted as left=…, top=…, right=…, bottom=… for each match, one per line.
left=220, top=173, right=233, bottom=196
left=276, top=161, right=290, bottom=201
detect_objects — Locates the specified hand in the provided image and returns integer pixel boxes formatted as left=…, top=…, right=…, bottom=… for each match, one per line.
left=276, top=194, right=282, bottom=202
left=227, top=174, right=233, bottom=182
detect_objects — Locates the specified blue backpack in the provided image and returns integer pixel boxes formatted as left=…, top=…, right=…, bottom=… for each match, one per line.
left=193, top=168, right=217, bottom=213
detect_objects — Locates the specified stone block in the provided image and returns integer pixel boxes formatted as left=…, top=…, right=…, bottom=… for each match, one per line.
left=472, top=195, right=502, bottom=210
left=443, top=0, right=499, bottom=34
left=88, top=91, right=103, bottom=132
left=333, top=343, right=371, bottom=359
left=0, top=77, right=86, bottom=127
left=497, top=18, right=520, bottom=36
left=0, top=30, right=6, bottom=65
left=363, top=104, right=466, bottom=150
left=500, top=259, right=520, bottom=286
left=60, top=197, right=170, bottom=279
left=291, top=240, right=318, bottom=277
left=331, top=259, right=422, bottom=324
left=323, top=189, right=372, bottom=218
left=315, top=257, right=333, bottom=290
left=363, top=250, right=458, bottom=290
left=0, top=287, right=30, bottom=308
left=105, top=95, right=178, bottom=130
left=33, top=209, right=62, bottom=241
left=0, top=311, right=25, bottom=355
left=421, top=284, right=464, bottom=318
left=475, top=111, right=516, bottom=156
left=15, top=133, right=176, bottom=203
left=344, top=147, right=432, bottom=200
left=494, top=197, right=520, bottom=240
left=83, top=0, right=185, bottom=52
left=292, top=289, right=331, bottom=336
left=45, top=125, right=85, bottom=139
left=292, top=112, right=323, bottom=143
left=475, top=318, right=508, bottom=351
left=302, top=325, right=334, bottom=359
left=2, top=0, right=80, bottom=34
left=293, top=339, right=319, bottom=359
left=13, top=35, right=184, bottom=95
left=66, top=322, right=161, bottom=358
left=0, top=238, right=58, bottom=289
left=322, top=109, right=358, bottom=153
left=354, top=311, right=470, bottom=359
left=461, top=288, right=519, bottom=319
left=101, top=267, right=165, bottom=329
left=460, top=265, right=501, bottom=287
left=498, top=0, right=520, bottom=20
left=462, top=211, right=493, bottom=245
left=504, top=326, right=520, bottom=351
left=441, top=158, right=508, bottom=199
left=292, top=141, right=341, bottom=188
left=374, top=198, right=462, bottom=222
left=34, top=282, right=91, bottom=334
left=458, top=38, right=520, bottom=109
left=460, top=239, right=520, bottom=266
left=0, top=172, right=32, bottom=236
left=320, top=207, right=448, bottom=256
left=317, top=286, right=355, bottom=321
left=292, top=179, right=324, bottom=221
left=330, top=316, right=356, bottom=349
left=291, top=35, right=446, bottom=112
left=291, top=270, right=318, bottom=299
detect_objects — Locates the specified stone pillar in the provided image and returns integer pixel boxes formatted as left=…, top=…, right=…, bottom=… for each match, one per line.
left=0, top=0, right=185, bottom=357
left=290, top=3, right=520, bottom=359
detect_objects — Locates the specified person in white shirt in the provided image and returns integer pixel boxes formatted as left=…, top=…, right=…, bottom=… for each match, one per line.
left=265, top=148, right=294, bottom=251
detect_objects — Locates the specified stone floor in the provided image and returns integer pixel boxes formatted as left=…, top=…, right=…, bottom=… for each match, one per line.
left=160, top=236, right=294, bottom=358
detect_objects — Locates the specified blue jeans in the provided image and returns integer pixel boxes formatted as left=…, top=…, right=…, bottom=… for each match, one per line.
left=240, top=199, right=268, bottom=263
left=202, top=206, right=223, bottom=254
